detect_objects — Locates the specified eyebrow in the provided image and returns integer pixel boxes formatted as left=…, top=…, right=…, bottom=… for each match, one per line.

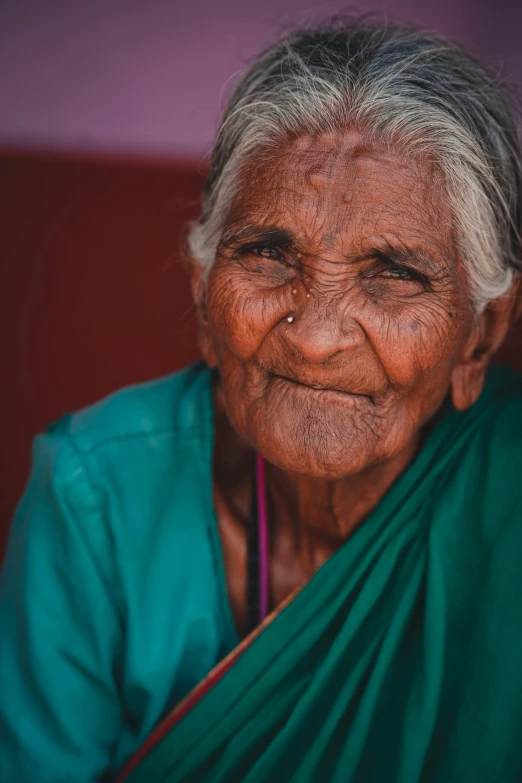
left=219, top=224, right=442, bottom=275
left=218, top=224, right=296, bottom=251
left=356, top=242, right=442, bottom=276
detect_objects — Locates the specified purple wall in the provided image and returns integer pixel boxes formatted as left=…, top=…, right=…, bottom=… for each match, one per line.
left=0, top=0, right=520, bottom=158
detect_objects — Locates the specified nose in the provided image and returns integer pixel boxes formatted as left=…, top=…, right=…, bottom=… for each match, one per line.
left=283, top=296, right=366, bottom=365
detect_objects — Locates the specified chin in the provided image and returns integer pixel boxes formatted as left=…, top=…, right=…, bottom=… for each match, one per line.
left=252, top=417, right=379, bottom=479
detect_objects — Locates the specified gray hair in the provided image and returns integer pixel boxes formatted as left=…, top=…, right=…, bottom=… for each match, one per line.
left=188, top=20, right=522, bottom=311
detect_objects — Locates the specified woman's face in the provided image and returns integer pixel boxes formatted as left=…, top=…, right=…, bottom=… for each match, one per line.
left=199, top=131, right=476, bottom=478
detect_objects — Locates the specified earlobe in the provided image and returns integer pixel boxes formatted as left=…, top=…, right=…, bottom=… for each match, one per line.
left=190, top=261, right=206, bottom=312
left=450, top=361, right=486, bottom=411
left=189, top=261, right=218, bottom=368
left=450, top=317, right=487, bottom=410
left=450, top=283, right=519, bottom=410
left=199, top=325, right=218, bottom=369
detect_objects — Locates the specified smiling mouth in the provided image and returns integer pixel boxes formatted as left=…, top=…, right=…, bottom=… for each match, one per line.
left=272, top=373, right=372, bottom=401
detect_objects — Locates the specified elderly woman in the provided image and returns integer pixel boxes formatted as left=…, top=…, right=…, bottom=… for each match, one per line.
left=1, top=19, right=522, bottom=783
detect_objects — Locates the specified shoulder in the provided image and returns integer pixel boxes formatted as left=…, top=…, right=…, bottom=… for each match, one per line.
left=13, top=360, right=219, bottom=622
left=479, top=365, right=522, bottom=450
left=46, top=361, right=214, bottom=454
left=448, top=365, right=522, bottom=484
left=424, top=365, right=522, bottom=524
left=15, top=361, right=215, bottom=533
left=439, top=365, right=522, bottom=540
left=483, top=364, right=522, bottom=403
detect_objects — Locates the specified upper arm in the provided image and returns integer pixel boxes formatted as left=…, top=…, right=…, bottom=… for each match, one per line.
left=0, top=432, right=124, bottom=782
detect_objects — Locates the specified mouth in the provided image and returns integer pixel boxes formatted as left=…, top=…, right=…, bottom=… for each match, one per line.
left=271, top=373, right=373, bottom=402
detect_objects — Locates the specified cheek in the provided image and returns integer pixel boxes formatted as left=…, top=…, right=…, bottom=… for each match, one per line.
left=365, top=296, right=461, bottom=391
left=207, top=265, right=294, bottom=360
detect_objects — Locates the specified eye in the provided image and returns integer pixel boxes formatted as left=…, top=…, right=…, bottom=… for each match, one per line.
left=236, top=243, right=295, bottom=273
left=381, top=266, right=417, bottom=281
left=249, top=245, right=284, bottom=261
left=361, top=257, right=429, bottom=299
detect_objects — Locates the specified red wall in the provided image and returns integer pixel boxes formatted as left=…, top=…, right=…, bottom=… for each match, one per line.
left=1, top=151, right=521, bottom=552
left=0, top=152, right=204, bottom=550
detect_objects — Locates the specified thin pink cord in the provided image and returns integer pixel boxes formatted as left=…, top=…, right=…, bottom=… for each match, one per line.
left=256, top=452, right=269, bottom=621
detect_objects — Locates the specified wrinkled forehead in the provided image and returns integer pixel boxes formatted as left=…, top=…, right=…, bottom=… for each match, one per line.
left=227, top=131, right=455, bottom=261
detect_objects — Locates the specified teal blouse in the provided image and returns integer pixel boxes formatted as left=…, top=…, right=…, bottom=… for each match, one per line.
left=0, top=362, right=239, bottom=782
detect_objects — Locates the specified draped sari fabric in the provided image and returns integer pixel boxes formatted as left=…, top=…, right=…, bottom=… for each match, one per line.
left=119, top=368, right=522, bottom=783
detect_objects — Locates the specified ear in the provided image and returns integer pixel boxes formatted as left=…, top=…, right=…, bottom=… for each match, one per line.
left=190, top=260, right=218, bottom=368
left=451, top=276, right=520, bottom=410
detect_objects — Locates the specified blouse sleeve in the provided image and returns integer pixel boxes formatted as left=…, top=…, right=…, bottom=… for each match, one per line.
left=0, top=430, right=123, bottom=782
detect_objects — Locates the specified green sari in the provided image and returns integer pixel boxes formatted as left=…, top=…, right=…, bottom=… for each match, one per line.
left=119, top=367, right=522, bottom=783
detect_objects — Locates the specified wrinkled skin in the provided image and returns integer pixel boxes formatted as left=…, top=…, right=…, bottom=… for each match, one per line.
left=192, top=131, right=516, bottom=634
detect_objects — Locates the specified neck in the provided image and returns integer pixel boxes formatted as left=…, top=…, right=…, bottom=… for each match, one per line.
left=265, top=440, right=417, bottom=549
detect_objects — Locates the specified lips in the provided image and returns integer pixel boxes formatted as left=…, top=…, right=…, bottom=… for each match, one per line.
left=271, top=372, right=372, bottom=400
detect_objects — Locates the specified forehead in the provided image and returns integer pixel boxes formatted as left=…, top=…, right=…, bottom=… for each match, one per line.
left=227, top=131, right=454, bottom=259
